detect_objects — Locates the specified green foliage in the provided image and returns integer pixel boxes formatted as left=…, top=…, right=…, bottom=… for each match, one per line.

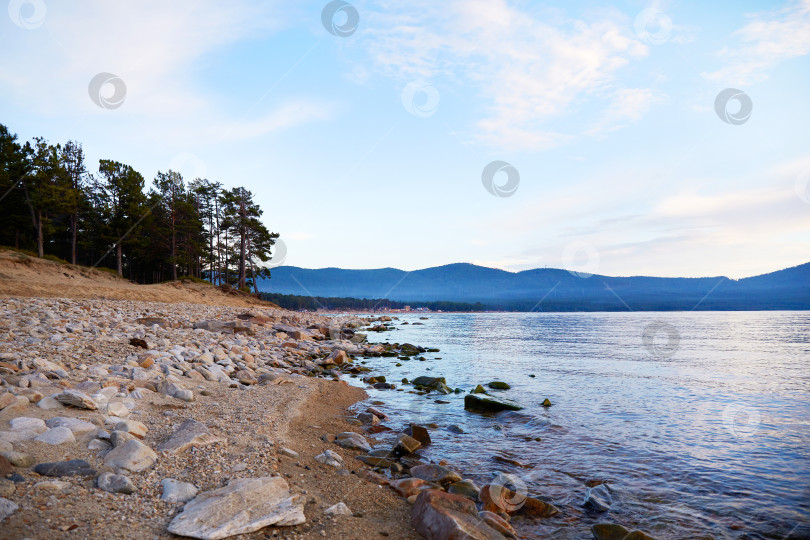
left=0, top=122, right=280, bottom=288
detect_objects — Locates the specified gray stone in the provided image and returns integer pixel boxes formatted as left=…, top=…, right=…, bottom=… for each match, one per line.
left=9, top=417, right=47, bottom=433
left=36, top=396, right=64, bottom=410
left=34, top=459, right=96, bottom=477
left=114, top=419, right=147, bottom=438
left=158, top=419, right=223, bottom=454
left=45, top=417, right=96, bottom=435
left=167, top=476, right=305, bottom=539
left=0, top=496, right=19, bottom=521
left=324, top=502, right=352, bottom=516
left=105, top=401, right=131, bottom=417
left=410, top=464, right=462, bottom=485
left=97, top=472, right=136, bottom=494
left=103, top=439, right=157, bottom=472
left=584, top=484, right=613, bottom=513
left=34, top=426, right=76, bottom=445
left=279, top=447, right=299, bottom=459
left=335, top=432, right=371, bottom=452
left=161, top=478, right=198, bottom=503
left=88, top=439, right=112, bottom=451
left=174, top=389, right=195, bottom=402
left=464, top=393, right=523, bottom=412
left=314, top=450, right=343, bottom=468
left=55, top=389, right=98, bottom=410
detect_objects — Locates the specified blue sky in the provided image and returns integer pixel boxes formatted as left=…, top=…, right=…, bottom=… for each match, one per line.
left=1, top=0, right=809, bottom=278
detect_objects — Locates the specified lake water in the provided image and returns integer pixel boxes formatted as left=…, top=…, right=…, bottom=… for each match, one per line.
left=343, top=311, right=810, bottom=539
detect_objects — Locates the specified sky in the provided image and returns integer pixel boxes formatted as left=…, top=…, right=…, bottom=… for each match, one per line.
left=1, top=0, right=809, bottom=279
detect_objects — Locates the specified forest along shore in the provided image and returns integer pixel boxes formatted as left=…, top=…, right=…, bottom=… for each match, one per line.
left=0, top=294, right=654, bottom=539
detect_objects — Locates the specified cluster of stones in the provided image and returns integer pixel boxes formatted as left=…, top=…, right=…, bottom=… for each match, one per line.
left=0, top=297, right=394, bottom=537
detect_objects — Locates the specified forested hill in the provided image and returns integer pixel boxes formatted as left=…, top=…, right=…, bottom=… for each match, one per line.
left=260, top=262, right=810, bottom=311
left=0, top=123, right=280, bottom=290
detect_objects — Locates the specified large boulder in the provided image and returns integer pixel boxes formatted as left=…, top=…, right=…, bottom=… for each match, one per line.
left=158, top=419, right=223, bottom=454
left=410, top=464, right=462, bottom=485
left=464, top=394, right=523, bottom=412
left=103, top=439, right=157, bottom=472
left=167, top=476, right=305, bottom=539
left=411, top=489, right=504, bottom=540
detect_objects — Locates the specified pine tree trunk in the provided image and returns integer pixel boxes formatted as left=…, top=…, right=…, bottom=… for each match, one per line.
left=116, top=243, right=123, bottom=277
left=71, top=211, right=78, bottom=265
left=36, top=210, right=44, bottom=258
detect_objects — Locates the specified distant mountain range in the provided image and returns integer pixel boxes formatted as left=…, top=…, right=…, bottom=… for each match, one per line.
left=259, top=262, right=810, bottom=311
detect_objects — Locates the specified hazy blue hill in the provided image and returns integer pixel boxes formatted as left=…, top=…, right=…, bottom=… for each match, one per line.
left=260, top=262, right=810, bottom=311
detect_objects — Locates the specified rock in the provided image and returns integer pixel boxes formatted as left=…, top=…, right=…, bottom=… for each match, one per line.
left=324, top=502, right=352, bottom=517
left=55, top=389, right=98, bottom=410
left=410, top=464, right=462, bottom=485
left=584, top=484, right=612, bottom=513
left=390, top=477, right=434, bottom=498
left=366, top=407, right=389, bottom=420
left=357, top=455, right=396, bottom=468
left=542, top=398, right=552, bottom=407
left=161, top=478, right=198, bottom=503
left=158, top=419, right=223, bottom=454
left=314, top=450, right=343, bottom=468
left=175, top=389, right=195, bottom=402
left=88, top=439, right=112, bottom=451
left=357, top=412, right=380, bottom=425
left=325, top=349, right=348, bottom=365
left=0, top=441, right=10, bottom=453
left=103, top=439, right=157, bottom=472
left=464, top=394, right=523, bottom=412
left=136, top=317, right=169, bottom=328
left=36, top=395, right=64, bottom=410
left=114, top=419, right=147, bottom=438
left=487, top=381, right=511, bottom=390
left=447, top=425, right=464, bottom=434
left=105, top=401, right=131, bottom=417
left=9, top=417, right=47, bottom=433
left=517, top=496, right=560, bottom=518
left=167, top=476, right=305, bottom=539
left=279, top=447, right=299, bottom=458
left=393, top=433, right=421, bottom=455
left=0, top=392, right=16, bottom=410
left=411, top=376, right=446, bottom=389
left=34, top=459, right=96, bottom=477
left=472, top=385, right=487, bottom=394
left=0, top=451, right=34, bottom=468
left=110, top=430, right=134, bottom=448
left=34, top=427, right=76, bottom=445
left=129, top=338, right=149, bottom=348
left=97, top=472, right=136, bottom=494
left=479, top=510, right=517, bottom=538
left=403, top=424, right=432, bottom=446
left=411, top=489, right=504, bottom=540
left=447, top=480, right=480, bottom=501
left=0, top=496, right=19, bottom=521
left=45, top=417, right=96, bottom=435
left=335, top=432, right=371, bottom=452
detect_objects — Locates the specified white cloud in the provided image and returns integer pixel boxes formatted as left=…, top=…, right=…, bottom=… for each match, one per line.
left=704, top=0, right=810, bottom=85
left=354, top=0, right=650, bottom=150
left=586, top=87, right=666, bottom=136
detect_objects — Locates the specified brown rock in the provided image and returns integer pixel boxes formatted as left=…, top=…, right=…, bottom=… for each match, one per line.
left=0, top=455, right=14, bottom=477
left=517, top=496, right=559, bottom=519
left=157, top=419, right=223, bottom=454
left=129, top=338, right=148, bottom=349
left=0, top=392, right=17, bottom=410
left=139, top=357, right=154, bottom=369
left=394, top=433, right=421, bottom=455
left=411, top=489, right=504, bottom=540
left=478, top=511, right=517, bottom=538
left=410, top=464, right=462, bottom=485
left=358, top=470, right=389, bottom=486
left=404, top=424, right=431, bottom=446
left=390, top=477, right=434, bottom=498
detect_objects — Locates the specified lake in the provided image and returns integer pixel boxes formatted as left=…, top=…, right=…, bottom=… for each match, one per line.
left=343, top=311, right=810, bottom=539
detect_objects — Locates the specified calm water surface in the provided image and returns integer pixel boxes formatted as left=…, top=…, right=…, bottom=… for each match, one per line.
left=342, top=311, right=810, bottom=539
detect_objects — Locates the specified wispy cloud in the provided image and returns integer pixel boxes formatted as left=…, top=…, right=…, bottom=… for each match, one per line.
left=354, top=0, right=651, bottom=150
left=704, top=0, right=810, bottom=85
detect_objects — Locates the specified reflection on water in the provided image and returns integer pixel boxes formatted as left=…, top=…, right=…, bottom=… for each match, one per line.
left=345, top=311, right=810, bottom=539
